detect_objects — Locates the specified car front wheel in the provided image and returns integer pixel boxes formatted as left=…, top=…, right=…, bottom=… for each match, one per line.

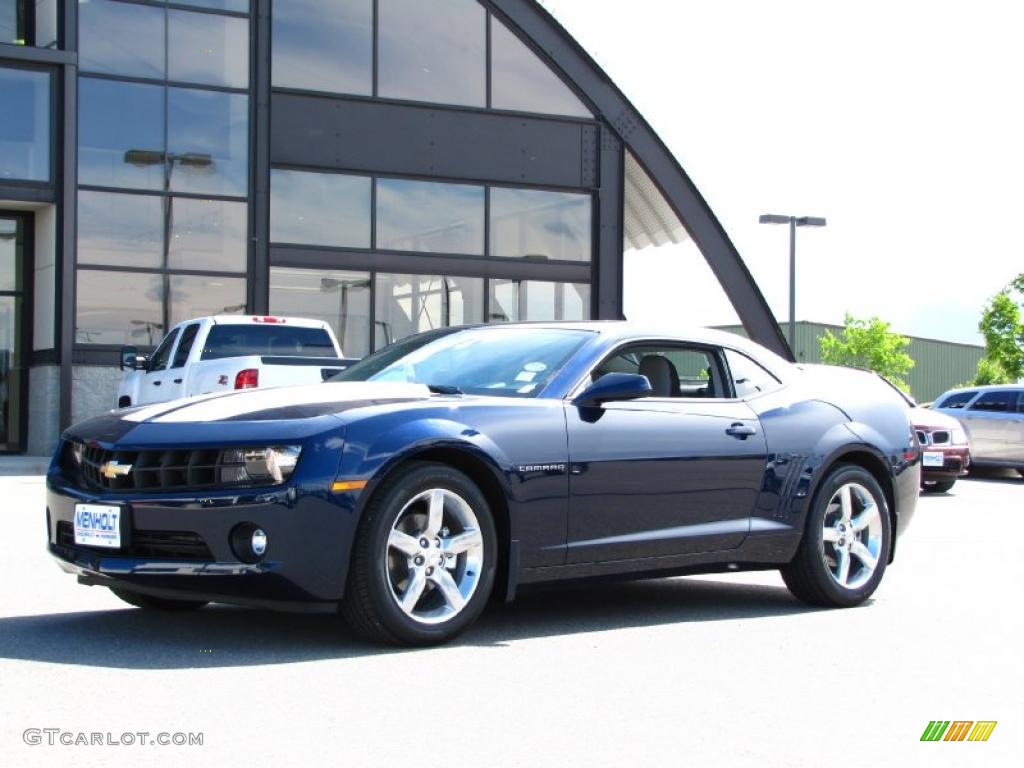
left=782, top=464, right=891, bottom=608
left=341, top=462, right=497, bottom=646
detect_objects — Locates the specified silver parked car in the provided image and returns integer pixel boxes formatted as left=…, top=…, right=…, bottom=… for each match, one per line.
left=932, top=384, right=1024, bottom=476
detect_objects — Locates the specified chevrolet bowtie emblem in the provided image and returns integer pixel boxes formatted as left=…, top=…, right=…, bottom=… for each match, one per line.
left=100, top=460, right=133, bottom=479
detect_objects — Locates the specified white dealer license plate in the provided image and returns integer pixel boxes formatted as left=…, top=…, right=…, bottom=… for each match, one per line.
left=922, top=451, right=945, bottom=468
left=73, top=504, right=123, bottom=548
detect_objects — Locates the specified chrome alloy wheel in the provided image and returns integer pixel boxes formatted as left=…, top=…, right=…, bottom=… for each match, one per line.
left=386, top=488, right=485, bottom=625
left=821, top=482, right=883, bottom=591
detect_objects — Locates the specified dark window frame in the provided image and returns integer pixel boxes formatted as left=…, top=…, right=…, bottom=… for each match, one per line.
left=0, top=210, right=33, bottom=453
left=0, top=61, right=56, bottom=184
left=582, top=341, right=734, bottom=402
left=171, top=321, right=200, bottom=367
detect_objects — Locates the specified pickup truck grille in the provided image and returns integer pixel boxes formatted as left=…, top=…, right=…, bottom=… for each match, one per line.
left=71, top=443, right=263, bottom=493
left=57, top=521, right=214, bottom=561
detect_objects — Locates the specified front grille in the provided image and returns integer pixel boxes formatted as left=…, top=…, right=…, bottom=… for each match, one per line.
left=56, top=521, right=214, bottom=561
left=69, top=444, right=265, bottom=493
left=931, top=430, right=950, bottom=445
left=916, top=430, right=928, bottom=445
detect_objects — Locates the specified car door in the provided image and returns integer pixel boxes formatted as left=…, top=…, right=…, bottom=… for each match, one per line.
left=963, top=390, right=1016, bottom=461
left=166, top=322, right=201, bottom=400
left=1007, top=390, right=1024, bottom=462
left=565, top=343, right=767, bottom=563
left=137, top=328, right=180, bottom=405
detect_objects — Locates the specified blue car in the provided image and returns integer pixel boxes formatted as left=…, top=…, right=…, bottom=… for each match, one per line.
left=47, top=323, right=920, bottom=645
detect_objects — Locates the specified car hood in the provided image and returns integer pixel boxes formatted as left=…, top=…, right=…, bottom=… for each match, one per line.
left=909, top=406, right=961, bottom=431
left=64, top=382, right=434, bottom=446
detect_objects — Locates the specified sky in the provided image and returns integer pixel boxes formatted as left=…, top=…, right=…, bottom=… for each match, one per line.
left=541, top=0, right=1024, bottom=344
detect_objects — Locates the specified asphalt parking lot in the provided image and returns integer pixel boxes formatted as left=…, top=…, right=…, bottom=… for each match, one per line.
left=1, top=469, right=1021, bottom=768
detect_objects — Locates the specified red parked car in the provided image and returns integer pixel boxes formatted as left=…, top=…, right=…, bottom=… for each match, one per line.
left=911, top=406, right=970, bottom=493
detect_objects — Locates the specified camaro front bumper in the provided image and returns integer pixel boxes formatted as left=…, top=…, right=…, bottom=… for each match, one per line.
left=46, top=476, right=359, bottom=611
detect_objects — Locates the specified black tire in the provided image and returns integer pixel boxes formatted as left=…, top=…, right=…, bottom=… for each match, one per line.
left=923, top=479, right=956, bottom=493
left=341, top=462, right=497, bottom=646
left=782, top=464, right=892, bottom=608
left=110, top=587, right=208, bottom=611
left=1017, top=469, right=1024, bottom=479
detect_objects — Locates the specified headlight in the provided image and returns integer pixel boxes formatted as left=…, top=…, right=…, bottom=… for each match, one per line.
left=951, top=425, right=969, bottom=446
left=219, top=446, right=302, bottom=485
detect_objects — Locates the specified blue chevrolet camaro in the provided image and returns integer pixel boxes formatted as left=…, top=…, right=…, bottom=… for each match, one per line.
left=47, top=323, right=920, bottom=645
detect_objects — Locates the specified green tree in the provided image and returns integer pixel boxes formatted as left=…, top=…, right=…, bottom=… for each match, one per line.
left=820, top=314, right=915, bottom=391
left=975, top=274, right=1024, bottom=385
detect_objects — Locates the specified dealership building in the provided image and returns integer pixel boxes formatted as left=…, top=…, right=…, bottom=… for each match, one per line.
left=0, top=0, right=788, bottom=455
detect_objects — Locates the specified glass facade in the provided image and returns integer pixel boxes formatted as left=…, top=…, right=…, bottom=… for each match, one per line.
left=76, top=0, right=251, bottom=346
left=376, top=179, right=484, bottom=255
left=272, top=0, right=372, bottom=95
left=490, top=188, right=591, bottom=262
left=270, top=169, right=371, bottom=248
left=0, top=66, right=50, bottom=182
left=375, top=273, right=484, bottom=348
left=489, top=280, right=590, bottom=323
left=269, top=267, right=371, bottom=358
left=1, top=0, right=57, bottom=48
left=0, top=216, right=24, bottom=451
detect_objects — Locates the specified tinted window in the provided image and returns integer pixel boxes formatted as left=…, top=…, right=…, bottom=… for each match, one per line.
left=490, top=16, right=590, bottom=117
left=148, top=328, right=180, bottom=372
left=489, top=280, right=589, bottom=322
left=168, top=10, right=249, bottom=88
left=335, top=327, right=588, bottom=398
left=937, top=390, right=977, bottom=409
left=724, top=348, right=781, bottom=398
left=269, top=267, right=371, bottom=358
left=273, top=0, right=372, bottom=95
left=167, top=198, right=247, bottom=272
left=270, top=169, right=371, bottom=247
left=167, top=88, right=248, bottom=196
left=168, top=274, right=246, bottom=326
left=200, top=324, right=337, bottom=360
left=75, top=270, right=164, bottom=345
left=594, top=345, right=723, bottom=399
left=79, top=78, right=164, bottom=190
left=0, top=67, right=50, bottom=182
left=172, top=323, right=201, bottom=368
left=969, top=391, right=1016, bottom=412
left=376, top=179, right=484, bottom=255
left=77, top=191, right=164, bottom=268
left=79, top=0, right=165, bottom=79
left=378, top=0, right=485, bottom=107
left=490, top=188, right=591, bottom=262
left=374, top=273, right=483, bottom=348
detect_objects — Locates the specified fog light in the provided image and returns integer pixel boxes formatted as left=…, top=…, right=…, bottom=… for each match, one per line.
left=251, top=528, right=267, bottom=557
left=230, top=523, right=268, bottom=563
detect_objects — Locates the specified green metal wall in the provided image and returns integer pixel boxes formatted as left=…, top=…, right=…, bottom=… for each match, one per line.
left=716, top=322, right=983, bottom=403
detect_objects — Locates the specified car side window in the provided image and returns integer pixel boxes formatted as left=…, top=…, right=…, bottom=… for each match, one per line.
left=592, top=344, right=725, bottom=399
left=147, top=329, right=179, bottom=373
left=1015, top=391, right=1024, bottom=415
left=969, top=391, right=1016, bottom=412
left=724, top=348, right=781, bottom=398
left=938, top=391, right=977, bottom=409
left=172, top=324, right=201, bottom=369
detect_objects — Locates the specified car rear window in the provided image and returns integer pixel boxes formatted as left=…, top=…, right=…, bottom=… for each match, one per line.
left=200, top=325, right=337, bottom=360
left=968, top=390, right=1019, bottom=413
left=937, top=391, right=976, bottom=409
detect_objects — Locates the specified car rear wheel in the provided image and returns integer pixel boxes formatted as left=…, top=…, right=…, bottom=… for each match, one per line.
left=923, top=479, right=955, bottom=493
left=110, top=587, right=208, bottom=611
left=782, top=464, right=891, bottom=608
left=341, top=462, right=497, bottom=646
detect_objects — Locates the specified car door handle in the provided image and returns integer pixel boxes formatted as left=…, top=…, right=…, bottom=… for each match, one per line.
left=173, top=378, right=182, bottom=384
left=725, top=423, right=757, bottom=439
left=152, top=381, right=161, bottom=386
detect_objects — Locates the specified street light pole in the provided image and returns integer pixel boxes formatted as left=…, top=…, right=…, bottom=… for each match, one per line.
left=759, top=213, right=827, bottom=356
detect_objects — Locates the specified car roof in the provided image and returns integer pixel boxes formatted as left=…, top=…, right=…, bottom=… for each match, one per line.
left=940, top=383, right=1024, bottom=395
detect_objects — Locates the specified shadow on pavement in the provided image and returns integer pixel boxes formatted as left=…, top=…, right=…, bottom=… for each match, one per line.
left=0, top=577, right=816, bottom=669
left=963, top=467, right=1023, bottom=485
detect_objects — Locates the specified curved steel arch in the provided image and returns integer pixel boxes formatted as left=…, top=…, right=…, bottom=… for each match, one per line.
left=487, top=0, right=792, bottom=360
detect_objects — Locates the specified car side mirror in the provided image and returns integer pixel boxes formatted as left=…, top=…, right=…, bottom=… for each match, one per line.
left=120, top=345, right=140, bottom=371
left=573, top=372, right=653, bottom=407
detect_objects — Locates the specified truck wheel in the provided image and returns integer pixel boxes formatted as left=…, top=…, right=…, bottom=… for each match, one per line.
left=110, top=588, right=208, bottom=611
left=782, top=464, right=891, bottom=608
left=341, top=462, right=497, bottom=646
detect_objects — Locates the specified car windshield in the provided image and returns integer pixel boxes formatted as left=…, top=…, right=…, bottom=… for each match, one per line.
left=329, top=327, right=591, bottom=398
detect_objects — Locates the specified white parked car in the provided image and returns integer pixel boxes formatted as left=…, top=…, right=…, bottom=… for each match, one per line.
left=117, top=315, right=355, bottom=408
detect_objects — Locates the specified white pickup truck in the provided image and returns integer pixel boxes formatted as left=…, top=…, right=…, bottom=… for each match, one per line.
left=117, top=315, right=357, bottom=408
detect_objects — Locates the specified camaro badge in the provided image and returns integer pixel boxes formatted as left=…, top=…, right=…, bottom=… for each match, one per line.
left=100, top=461, right=133, bottom=479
